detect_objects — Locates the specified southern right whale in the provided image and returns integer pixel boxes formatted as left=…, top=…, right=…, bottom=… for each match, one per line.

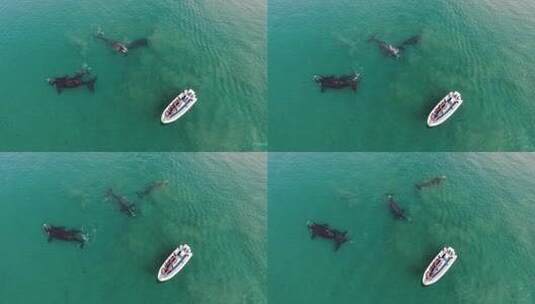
left=136, top=180, right=168, bottom=198
left=94, top=30, right=149, bottom=55
left=105, top=189, right=137, bottom=217
left=47, top=67, right=96, bottom=94
left=307, top=222, right=349, bottom=251
left=416, top=176, right=446, bottom=190
left=387, top=194, right=408, bottom=220
left=368, top=34, right=421, bottom=59
left=313, top=73, right=361, bottom=92
left=43, top=224, right=88, bottom=248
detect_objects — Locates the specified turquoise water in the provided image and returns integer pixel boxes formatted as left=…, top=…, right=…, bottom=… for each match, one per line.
left=0, top=0, right=266, bottom=151
left=269, top=0, right=535, bottom=151
left=269, top=153, right=535, bottom=303
left=0, top=153, right=266, bottom=303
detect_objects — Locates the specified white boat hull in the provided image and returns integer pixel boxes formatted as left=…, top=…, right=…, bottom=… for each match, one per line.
left=422, top=246, right=457, bottom=286
left=161, top=89, right=198, bottom=124
left=157, top=244, right=193, bottom=282
left=427, top=91, right=463, bottom=127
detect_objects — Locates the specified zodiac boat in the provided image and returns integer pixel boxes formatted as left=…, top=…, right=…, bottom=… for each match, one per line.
left=161, top=89, right=198, bottom=124
left=157, top=244, right=193, bottom=282
left=427, top=91, right=463, bottom=127
left=422, top=246, right=457, bottom=286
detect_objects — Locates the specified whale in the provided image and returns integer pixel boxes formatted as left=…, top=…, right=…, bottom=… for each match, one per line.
left=307, top=222, right=348, bottom=251
left=43, top=224, right=88, bottom=248
left=313, top=73, right=360, bottom=92
left=387, top=194, right=407, bottom=220
left=47, top=68, right=96, bottom=94
left=95, top=30, right=149, bottom=55
left=136, top=180, right=168, bottom=198
left=127, top=38, right=149, bottom=49
left=416, top=176, right=447, bottom=190
left=368, top=34, right=421, bottom=59
left=400, top=35, right=421, bottom=47
left=368, top=35, right=401, bottom=58
left=105, top=189, right=136, bottom=217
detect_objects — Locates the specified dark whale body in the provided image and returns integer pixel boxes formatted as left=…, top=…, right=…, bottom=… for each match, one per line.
left=48, top=68, right=96, bottom=94
left=307, top=222, right=349, bottom=251
left=43, top=224, right=87, bottom=248
left=313, top=73, right=360, bottom=92
left=105, top=188, right=137, bottom=217
left=387, top=194, right=407, bottom=220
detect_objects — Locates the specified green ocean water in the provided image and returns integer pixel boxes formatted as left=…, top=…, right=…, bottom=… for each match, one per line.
left=0, top=0, right=266, bottom=151
left=0, top=153, right=266, bottom=303
left=269, top=153, right=535, bottom=303
left=269, top=0, right=535, bottom=151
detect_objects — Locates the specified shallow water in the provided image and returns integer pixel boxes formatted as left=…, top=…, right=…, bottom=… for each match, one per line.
left=0, top=0, right=266, bottom=151
left=0, top=153, right=266, bottom=303
left=268, top=0, right=535, bottom=151
left=269, top=153, right=535, bottom=303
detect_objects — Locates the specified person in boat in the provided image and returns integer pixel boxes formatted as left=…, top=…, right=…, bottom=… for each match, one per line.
left=165, top=256, right=176, bottom=273
left=167, top=101, right=180, bottom=116
left=166, top=93, right=192, bottom=116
